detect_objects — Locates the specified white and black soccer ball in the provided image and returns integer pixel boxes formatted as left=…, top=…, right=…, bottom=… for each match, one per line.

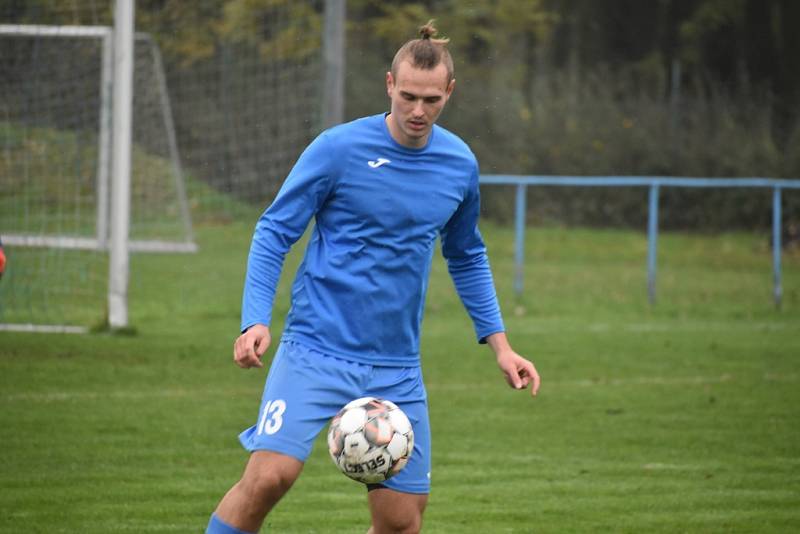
left=327, top=397, right=414, bottom=484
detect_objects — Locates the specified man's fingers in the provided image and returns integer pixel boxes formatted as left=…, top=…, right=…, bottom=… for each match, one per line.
left=233, top=338, right=244, bottom=366
left=527, top=364, right=541, bottom=397
left=238, top=352, right=263, bottom=368
left=243, top=335, right=264, bottom=368
left=498, top=352, right=541, bottom=397
left=516, top=360, right=540, bottom=397
left=502, top=363, right=522, bottom=389
left=254, top=335, right=270, bottom=357
left=233, top=333, right=264, bottom=368
left=233, top=343, right=250, bottom=368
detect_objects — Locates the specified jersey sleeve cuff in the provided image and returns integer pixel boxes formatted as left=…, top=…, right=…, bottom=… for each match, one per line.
left=240, top=319, right=270, bottom=333
left=477, top=326, right=505, bottom=344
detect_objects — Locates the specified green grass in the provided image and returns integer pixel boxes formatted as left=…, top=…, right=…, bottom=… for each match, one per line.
left=1, top=217, right=799, bottom=533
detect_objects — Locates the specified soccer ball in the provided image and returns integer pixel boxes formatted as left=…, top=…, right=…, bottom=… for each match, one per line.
left=327, top=397, right=414, bottom=484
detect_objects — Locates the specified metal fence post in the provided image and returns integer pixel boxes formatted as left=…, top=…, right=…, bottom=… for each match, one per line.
left=514, top=183, right=527, bottom=297
left=322, top=0, right=345, bottom=129
left=647, top=184, right=660, bottom=305
left=479, top=175, right=800, bottom=308
left=773, top=187, right=783, bottom=310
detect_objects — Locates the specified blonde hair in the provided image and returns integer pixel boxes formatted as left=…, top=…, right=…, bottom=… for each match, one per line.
left=391, top=21, right=454, bottom=85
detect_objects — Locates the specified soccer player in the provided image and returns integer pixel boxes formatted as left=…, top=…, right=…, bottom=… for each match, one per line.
left=206, top=22, right=540, bottom=534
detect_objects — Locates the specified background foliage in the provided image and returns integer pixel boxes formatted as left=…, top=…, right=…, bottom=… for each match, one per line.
left=2, top=0, right=799, bottom=231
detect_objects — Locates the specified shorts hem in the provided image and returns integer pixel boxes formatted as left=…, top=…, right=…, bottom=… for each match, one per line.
left=372, top=479, right=430, bottom=495
left=239, top=430, right=310, bottom=463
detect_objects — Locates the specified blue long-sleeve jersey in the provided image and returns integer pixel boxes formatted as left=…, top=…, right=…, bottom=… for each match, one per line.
left=241, top=113, right=504, bottom=367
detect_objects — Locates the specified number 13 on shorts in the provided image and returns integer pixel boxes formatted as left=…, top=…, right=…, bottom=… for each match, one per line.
left=256, top=399, right=286, bottom=435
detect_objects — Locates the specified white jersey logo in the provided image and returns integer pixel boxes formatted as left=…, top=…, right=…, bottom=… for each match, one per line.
left=368, top=157, right=391, bottom=168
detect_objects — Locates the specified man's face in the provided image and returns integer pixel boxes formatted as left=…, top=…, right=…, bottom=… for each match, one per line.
left=386, top=60, right=455, bottom=148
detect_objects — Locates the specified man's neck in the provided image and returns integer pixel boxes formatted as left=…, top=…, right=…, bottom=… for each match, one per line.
left=385, top=113, right=428, bottom=149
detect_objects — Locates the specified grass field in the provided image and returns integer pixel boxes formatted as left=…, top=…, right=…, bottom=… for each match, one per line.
left=1, top=215, right=799, bottom=533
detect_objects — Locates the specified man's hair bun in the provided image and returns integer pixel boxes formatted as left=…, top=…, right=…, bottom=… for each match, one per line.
left=419, top=21, right=437, bottom=40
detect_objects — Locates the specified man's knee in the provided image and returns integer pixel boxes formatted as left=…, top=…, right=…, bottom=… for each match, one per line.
left=368, top=489, right=427, bottom=534
left=238, top=451, right=303, bottom=503
left=211, top=453, right=303, bottom=532
left=239, top=468, right=291, bottom=498
left=375, top=513, right=422, bottom=534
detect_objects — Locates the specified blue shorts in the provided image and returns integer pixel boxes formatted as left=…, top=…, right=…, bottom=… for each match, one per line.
left=239, top=340, right=431, bottom=494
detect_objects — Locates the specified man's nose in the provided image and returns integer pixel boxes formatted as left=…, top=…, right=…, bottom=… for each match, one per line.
left=412, top=100, right=424, bottom=116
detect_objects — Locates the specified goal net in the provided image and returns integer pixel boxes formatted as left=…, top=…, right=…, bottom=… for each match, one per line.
left=0, top=24, right=195, bottom=331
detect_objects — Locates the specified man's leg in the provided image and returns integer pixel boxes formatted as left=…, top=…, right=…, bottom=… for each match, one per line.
left=210, top=342, right=377, bottom=532
left=209, top=451, right=304, bottom=533
left=364, top=366, right=431, bottom=533
left=367, top=487, right=428, bottom=534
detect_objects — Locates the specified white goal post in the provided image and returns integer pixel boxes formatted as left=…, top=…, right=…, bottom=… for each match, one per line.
left=0, top=23, right=114, bottom=251
left=0, top=16, right=196, bottom=332
left=0, top=23, right=196, bottom=254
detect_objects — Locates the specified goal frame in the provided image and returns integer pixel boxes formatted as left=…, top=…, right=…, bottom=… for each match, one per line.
left=0, top=21, right=196, bottom=332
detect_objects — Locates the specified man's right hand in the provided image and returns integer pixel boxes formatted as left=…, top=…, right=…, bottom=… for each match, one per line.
left=233, top=324, right=271, bottom=369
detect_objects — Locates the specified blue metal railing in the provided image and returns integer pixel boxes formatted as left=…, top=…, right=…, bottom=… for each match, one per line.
left=479, top=175, right=800, bottom=308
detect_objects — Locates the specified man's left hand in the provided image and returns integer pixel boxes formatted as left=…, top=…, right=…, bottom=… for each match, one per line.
left=496, top=350, right=540, bottom=396
left=486, top=332, right=540, bottom=397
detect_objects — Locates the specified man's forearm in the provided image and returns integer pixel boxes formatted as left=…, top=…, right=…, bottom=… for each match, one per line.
left=485, top=331, right=511, bottom=355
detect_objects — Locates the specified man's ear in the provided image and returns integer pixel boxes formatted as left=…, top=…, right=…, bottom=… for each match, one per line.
left=446, top=78, right=456, bottom=98
left=386, top=71, right=394, bottom=97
